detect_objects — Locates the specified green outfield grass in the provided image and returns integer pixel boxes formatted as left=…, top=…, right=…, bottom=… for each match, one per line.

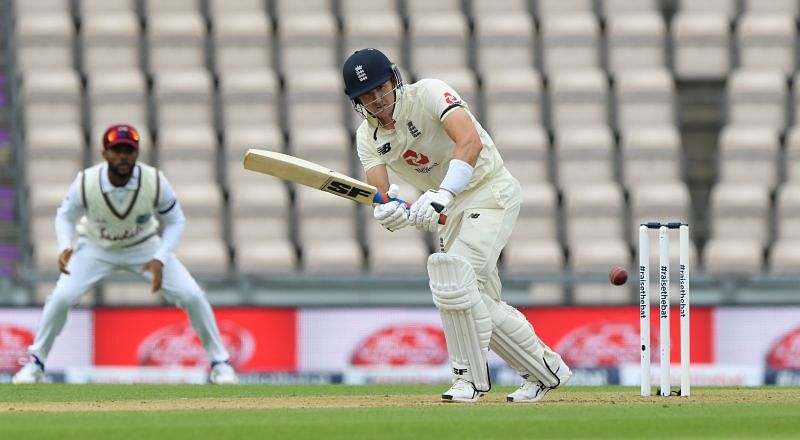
left=1, top=385, right=798, bottom=439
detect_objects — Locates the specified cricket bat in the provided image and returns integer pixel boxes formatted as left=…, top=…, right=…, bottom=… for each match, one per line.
left=243, top=149, right=446, bottom=224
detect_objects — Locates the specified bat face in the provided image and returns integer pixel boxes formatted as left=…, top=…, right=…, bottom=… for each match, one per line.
left=244, top=149, right=378, bottom=205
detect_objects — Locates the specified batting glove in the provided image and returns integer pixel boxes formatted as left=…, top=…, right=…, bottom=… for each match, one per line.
left=373, top=184, right=409, bottom=232
left=409, top=189, right=452, bottom=233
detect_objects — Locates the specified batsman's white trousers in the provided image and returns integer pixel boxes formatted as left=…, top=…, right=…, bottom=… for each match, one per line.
left=29, top=236, right=230, bottom=364
left=439, top=167, right=565, bottom=384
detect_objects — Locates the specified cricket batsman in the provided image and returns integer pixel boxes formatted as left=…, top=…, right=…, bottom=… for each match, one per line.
left=342, top=48, right=572, bottom=403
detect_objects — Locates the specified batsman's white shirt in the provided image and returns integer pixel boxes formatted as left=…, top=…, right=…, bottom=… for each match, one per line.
left=355, top=79, right=522, bottom=300
left=29, top=162, right=230, bottom=364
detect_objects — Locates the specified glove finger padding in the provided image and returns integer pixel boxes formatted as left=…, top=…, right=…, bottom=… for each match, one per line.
left=414, top=205, right=439, bottom=232
left=374, top=200, right=409, bottom=232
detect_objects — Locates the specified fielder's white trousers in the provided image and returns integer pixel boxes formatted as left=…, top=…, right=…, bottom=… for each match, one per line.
left=29, top=236, right=230, bottom=364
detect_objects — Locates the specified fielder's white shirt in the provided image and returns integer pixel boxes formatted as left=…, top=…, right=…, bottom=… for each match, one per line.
left=55, top=163, right=185, bottom=263
left=355, top=78, right=504, bottom=192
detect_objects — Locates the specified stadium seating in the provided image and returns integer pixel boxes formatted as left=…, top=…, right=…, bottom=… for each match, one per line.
left=10, top=0, right=800, bottom=306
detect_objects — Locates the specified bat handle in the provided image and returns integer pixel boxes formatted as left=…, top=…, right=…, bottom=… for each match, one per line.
left=373, top=192, right=447, bottom=225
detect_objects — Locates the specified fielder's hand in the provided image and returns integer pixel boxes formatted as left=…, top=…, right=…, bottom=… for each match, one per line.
left=141, top=259, right=164, bottom=294
left=409, top=189, right=452, bottom=233
left=58, top=248, right=73, bottom=275
left=373, top=184, right=409, bottom=232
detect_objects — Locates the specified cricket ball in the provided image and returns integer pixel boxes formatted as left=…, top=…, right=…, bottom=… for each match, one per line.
left=609, top=267, right=628, bottom=286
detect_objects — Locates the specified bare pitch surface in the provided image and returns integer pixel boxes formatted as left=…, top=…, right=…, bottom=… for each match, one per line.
left=1, top=386, right=799, bottom=439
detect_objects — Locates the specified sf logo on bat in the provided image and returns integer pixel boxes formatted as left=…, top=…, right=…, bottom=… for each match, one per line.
left=326, top=180, right=372, bottom=202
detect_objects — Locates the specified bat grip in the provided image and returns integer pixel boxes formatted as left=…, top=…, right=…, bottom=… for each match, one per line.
left=373, top=192, right=447, bottom=225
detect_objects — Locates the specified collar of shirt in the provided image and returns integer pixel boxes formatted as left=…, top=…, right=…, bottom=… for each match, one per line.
left=99, top=163, right=140, bottom=193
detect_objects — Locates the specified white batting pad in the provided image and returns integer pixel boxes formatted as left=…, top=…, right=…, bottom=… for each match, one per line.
left=486, top=300, right=567, bottom=388
left=428, top=253, right=492, bottom=392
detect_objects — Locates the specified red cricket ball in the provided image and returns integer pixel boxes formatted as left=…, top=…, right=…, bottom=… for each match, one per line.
left=609, top=267, right=628, bottom=286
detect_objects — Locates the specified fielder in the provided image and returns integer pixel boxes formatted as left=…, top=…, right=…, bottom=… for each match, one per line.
left=343, top=49, right=571, bottom=403
left=13, top=124, right=238, bottom=385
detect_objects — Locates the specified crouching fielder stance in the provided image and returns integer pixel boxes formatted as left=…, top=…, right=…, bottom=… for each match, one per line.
left=13, top=124, right=237, bottom=385
left=343, top=48, right=571, bottom=403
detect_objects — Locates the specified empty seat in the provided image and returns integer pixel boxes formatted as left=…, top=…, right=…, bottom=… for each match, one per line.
left=474, top=14, right=536, bottom=74
left=492, top=125, right=550, bottom=182
left=615, top=68, right=676, bottom=130
left=294, top=187, right=363, bottom=273
left=341, top=0, right=397, bottom=14
left=736, top=13, right=796, bottom=74
left=146, top=13, right=207, bottom=73
left=537, top=0, right=594, bottom=16
left=784, top=127, right=800, bottom=180
left=555, top=125, right=615, bottom=188
left=708, top=182, right=771, bottom=246
left=276, top=0, right=332, bottom=16
left=208, top=0, right=266, bottom=14
left=223, top=125, right=285, bottom=160
left=408, top=12, right=470, bottom=73
left=15, top=13, right=74, bottom=72
left=219, top=69, right=279, bottom=129
left=152, top=70, right=214, bottom=127
left=621, top=125, right=682, bottom=187
left=628, top=181, right=692, bottom=243
left=87, top=70, right=148, bottom=129
left=483, top=68, right=543, bottom=131
left=601, top=0, right=659, bottom=16
left=144, top=0, right=201, bottom=14
left=541, top=13, right=600, bottom=74
left=279, top=13, right=339, bottom=73
left=726, top=69, right=788, bottom=129
left=366, top=217, right=430, bottom=274
left=289, top=126, right=351, bottom=162
left=679, top=0, right=738, bottom=18
left=768, top=240, right=800, bottom=274
left=342, top=13, right=403, bottom=65
left=212, top=13, right=272, bottom=73
left=284, top=67, right=346, bottom=131
left=15, top=0, right=69, bottom=15
left=548, top=69, right=609, bottom=128
left=157, top=124, right=219, bottom=184
left=570, top=239, right=632, bottom=304
left=716, top=125, right=780, bottom=189
left=406, top=0, right=461, bottom=14
left=25, top=124, right=86, bottom=183
left=21, top=70, right=82, bottom=127
left=702, top=238, right=763, bottom=275
left=606, top=13, right=667, bottom=74
left=773, top=182, right=800, bottom=241
left=234, top=216, right=297, bottom=273
left=470, top=0, right=529, bottom=16
left=80, top=0, right=136, bottom=14
left=672, top=13, right=731, bottom=80
left=563, top=181, right=625, bottom=245
left=81, top=12, right=141, bottom=73
left=743, top=0, right=798, bottom=16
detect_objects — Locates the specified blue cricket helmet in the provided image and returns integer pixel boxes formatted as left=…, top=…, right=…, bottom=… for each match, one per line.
left=342, top=48, right=399, bottom=100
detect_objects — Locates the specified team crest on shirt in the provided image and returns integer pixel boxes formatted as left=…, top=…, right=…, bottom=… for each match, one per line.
left=403, top=150, right=429, bottom=166
left=403, top=150, right=440, bottom=174
left=136, top=213, right=152, bottom=224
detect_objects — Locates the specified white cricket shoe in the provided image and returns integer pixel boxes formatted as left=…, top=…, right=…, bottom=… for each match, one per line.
left=441, top=379, right=485, bottom=403
left=12, top=357, right=45, bottom=384
left=210, top=361, right=239, bottom=385
left=507, top=360, right=572, bottom=403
